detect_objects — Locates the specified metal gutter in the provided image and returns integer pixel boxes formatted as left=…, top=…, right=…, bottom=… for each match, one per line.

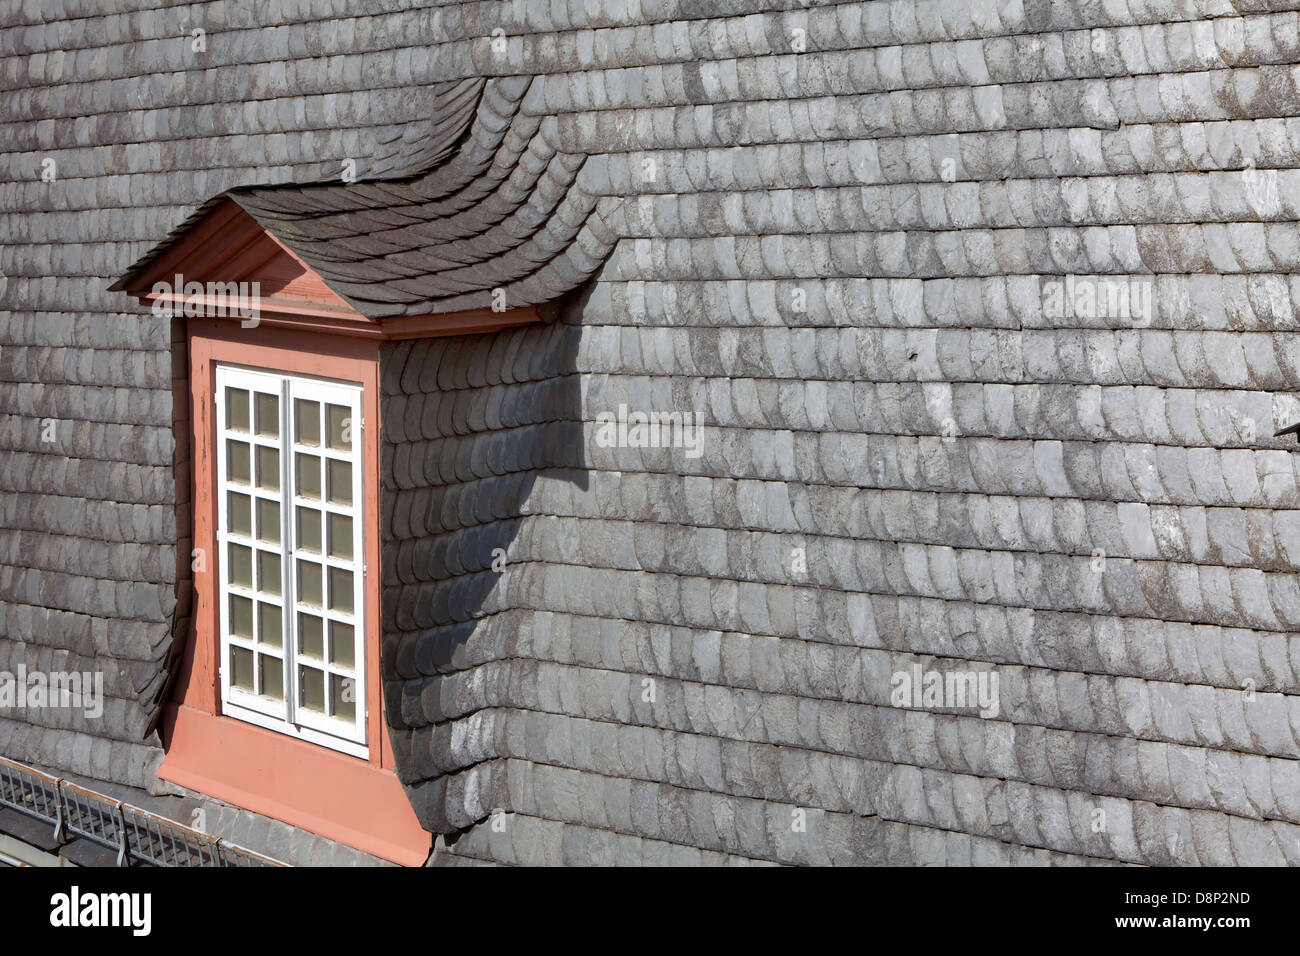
left=0, top=755, right=285, bottom=867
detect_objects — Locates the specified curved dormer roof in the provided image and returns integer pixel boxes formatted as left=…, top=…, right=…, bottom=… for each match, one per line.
left=111, top=75, right=617, bottom=322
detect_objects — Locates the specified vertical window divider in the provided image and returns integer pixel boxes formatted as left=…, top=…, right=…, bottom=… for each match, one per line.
left=280, top=376, right=296, bottom=730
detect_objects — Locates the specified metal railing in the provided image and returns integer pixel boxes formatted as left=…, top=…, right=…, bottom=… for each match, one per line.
left=0, top=755, right=284, bottom=867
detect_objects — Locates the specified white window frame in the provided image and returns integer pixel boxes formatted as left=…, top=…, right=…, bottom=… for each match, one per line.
left=214, top=364, right=368, bottom=758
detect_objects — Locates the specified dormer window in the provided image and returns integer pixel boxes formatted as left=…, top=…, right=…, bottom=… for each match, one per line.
left=108, top=75, right=616, bottom=864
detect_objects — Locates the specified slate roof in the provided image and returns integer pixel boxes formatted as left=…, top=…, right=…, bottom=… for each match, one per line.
left=6, top=0, right=1300, bottom=867
left=110, top=74, right=617, bottom=319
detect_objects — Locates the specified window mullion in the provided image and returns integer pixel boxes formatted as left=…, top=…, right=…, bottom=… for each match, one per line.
left=353, top=392, right=365, bottom=738
left=280, top=376, right=296, bottom=728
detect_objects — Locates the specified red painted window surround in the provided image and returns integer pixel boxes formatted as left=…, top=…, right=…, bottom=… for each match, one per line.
left=121, top=201, right=544, bottom=866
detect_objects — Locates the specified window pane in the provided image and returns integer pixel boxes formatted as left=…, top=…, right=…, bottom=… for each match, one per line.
left=331, top=675, right=356, bottom=721
left=229, top=594, right=253, bottom=638
left=226, top=388, right=249, bottom=431
left=326, top=404, right=352, bottom=451
left=254, top=392, right=279, bottom=438
left=257, top=550, right=281, bottom=596
left=300, top=666, right=325, bottom=712
left=327, top=459, right=352, bottom=505
left=228, top=543, right=252, bottom=588
left=328, top=566, right=353, bottom=614
left=295, top=399, right=320, bottom=447
left=297, top=560, right=322, bottom=607
left=260, top=654, right=284, bottom=700
left=299, top=614, right=324, bottom=659
left=257, top=602, right=282, bottom=647
left=296, top=454, right=321, bottom=499
left=297, top=507, right=321, bottom=552
left=256, top=498, right=280, bottom=544
left=327, top=513, right=352, bottom=559
left=328, top=621, right=354, bottom=667
left=256, top=446, right=280, bottom=492
left=228, top=491, right=252, bottom=536
left=227, top=440, right=250, bottom=485
left=231, top=646, right=254, bottom=691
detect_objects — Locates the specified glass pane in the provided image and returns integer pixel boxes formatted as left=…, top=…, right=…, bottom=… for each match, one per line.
left=331, top=674, right=356, bottom=721
left=231, top=646, right=254, bottom=691
left=300, top=666, right=325, bottom=712
left=297, top=507, right=321, bottom=552
left=227, top=491, right=251, bottom=536
left=297, top=560, right=322, bottom=607
left=326, top=404, right=352, bottom=451
left=256, top=446, right=280, bottom=492
left=226, top=388, right=249, bottom=431
left=257, top=602, right=282, bottom=647
left=228, top=543, right=252, bottom=588
left=257, top=550, right=281, bottom=596
left=229, top=594, right=253, bottom=638
left=260, top=654, right=284, bottom=699
left=256, top=498, right=280, bottom=544
left=299, top=614, right=324, bottom=659
left=328, top=566, right=353, bottom=614
left=327, top=459, right=352, bottom=505
left=295, top=399, right=320, bottom=447
left=296, top=454, right=320, bottom=499
left=327, top=513, right=352, bottom=559
left=227, top=440, right=250, bottom=485
left=254, top=392, right=279, bottom=438
left=328, top=620, right=354, bottom=667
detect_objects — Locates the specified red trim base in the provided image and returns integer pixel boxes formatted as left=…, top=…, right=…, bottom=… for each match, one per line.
left=158, top=703, right=430, bottom=866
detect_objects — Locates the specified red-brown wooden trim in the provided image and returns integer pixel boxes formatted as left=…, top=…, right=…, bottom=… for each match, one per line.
left=160, top=317, right=429, bottom=866
left=160, top=702, right=428, bottom=867
left=379, top=305, right=543, bottom=339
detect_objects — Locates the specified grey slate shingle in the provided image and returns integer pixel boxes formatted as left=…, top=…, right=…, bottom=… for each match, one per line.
left=8, top=0, right=1300, bottom=868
